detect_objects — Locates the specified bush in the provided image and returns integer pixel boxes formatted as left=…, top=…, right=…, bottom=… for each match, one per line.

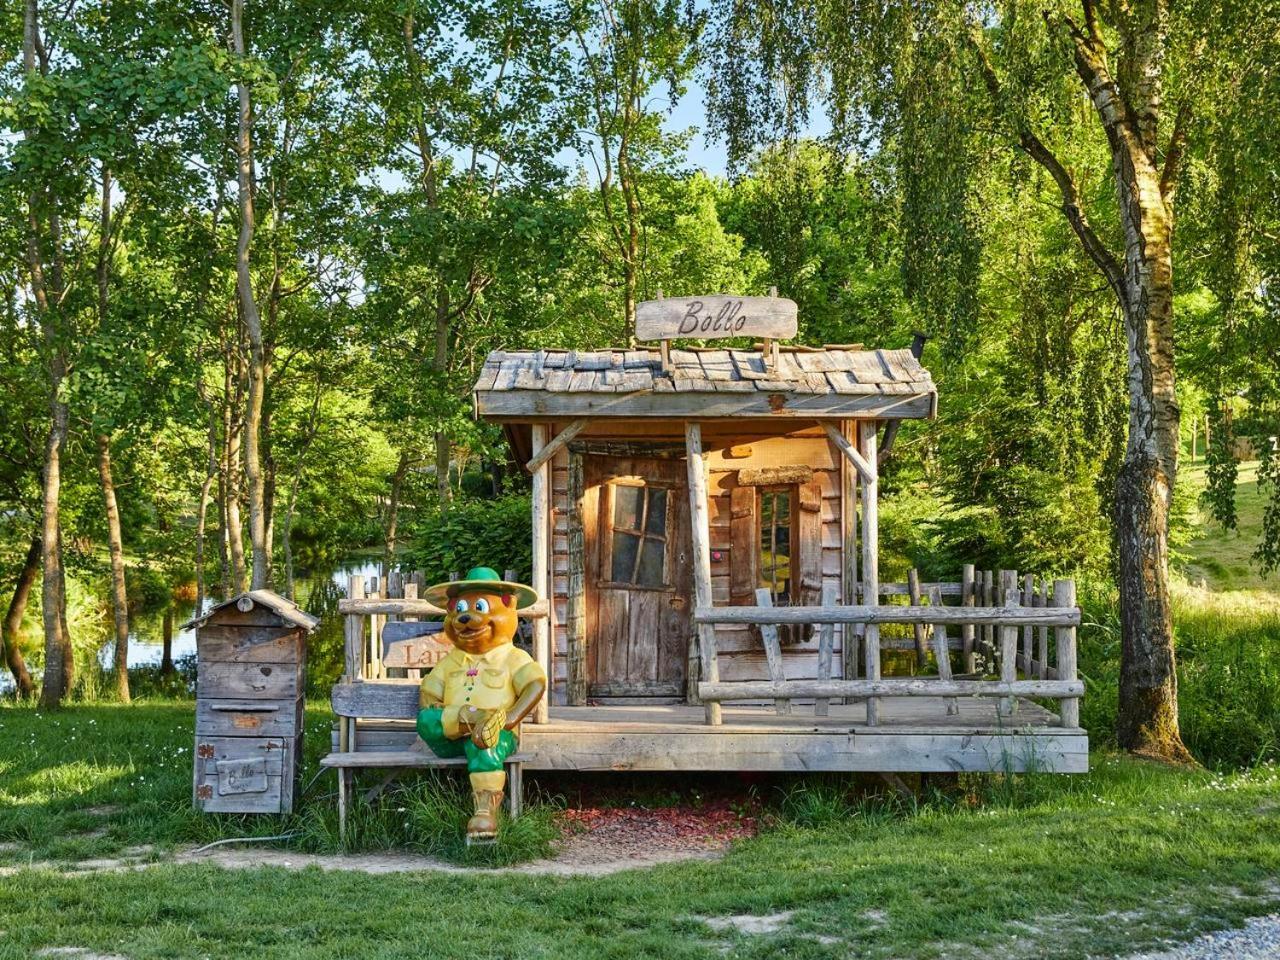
left=398, top=494, right=533, bottom=585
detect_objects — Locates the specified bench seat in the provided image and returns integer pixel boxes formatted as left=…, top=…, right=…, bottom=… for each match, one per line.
left=321, top=750, right=529, bottom=768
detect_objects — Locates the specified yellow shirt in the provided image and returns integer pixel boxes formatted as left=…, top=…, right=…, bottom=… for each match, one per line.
left=420, top=643, right=544, bottom=738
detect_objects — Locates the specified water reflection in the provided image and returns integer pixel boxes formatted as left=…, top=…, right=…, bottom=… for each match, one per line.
left=0, top=556, right=385, bottom=694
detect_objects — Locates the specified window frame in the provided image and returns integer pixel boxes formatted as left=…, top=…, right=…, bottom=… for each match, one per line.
left=757, top=484, right=799, bottom=605
left=597, top=479, right=675, bottom=592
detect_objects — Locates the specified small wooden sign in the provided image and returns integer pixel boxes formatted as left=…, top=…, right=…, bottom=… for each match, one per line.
left=635, top=295, right=797, bottom=342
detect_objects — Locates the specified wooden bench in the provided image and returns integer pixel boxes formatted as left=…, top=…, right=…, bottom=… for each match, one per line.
left=323, top=661, right=527, bottom=840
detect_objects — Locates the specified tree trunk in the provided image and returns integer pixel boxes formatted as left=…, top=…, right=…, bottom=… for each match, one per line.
left=2, top=536, right=40, bottom=698
left=385, top=451, right=411, bottom=570
left=231, top=0, right=269, bottom=590
left=223, top=349, right=247, bottom=593
left=1111, top=157, right=1190, bottom=760
left=160, top=607, right=174, bottom=676
left=195, top=409, right=217, bottom=611
left=96, top=435, right=131, bottom=702
left=434, top=285, right=451, bottom=511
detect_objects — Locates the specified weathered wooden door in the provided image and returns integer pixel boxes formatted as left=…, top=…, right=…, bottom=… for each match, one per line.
left=585, top=455, right=692, bottom=698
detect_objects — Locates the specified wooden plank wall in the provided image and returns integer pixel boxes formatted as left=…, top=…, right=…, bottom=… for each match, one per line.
left=548, top=423, right=845, bottom=703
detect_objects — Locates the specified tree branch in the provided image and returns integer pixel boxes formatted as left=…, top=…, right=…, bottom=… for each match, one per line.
left=1159, top=99, right=1190, bottom=202
left=969, top=29, right=1128, bottom=307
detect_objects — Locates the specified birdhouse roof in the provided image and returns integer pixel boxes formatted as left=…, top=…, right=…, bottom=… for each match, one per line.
left=181, top=589, right=320, bottom=632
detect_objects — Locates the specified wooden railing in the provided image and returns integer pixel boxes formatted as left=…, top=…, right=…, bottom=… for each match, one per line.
left=695, top=575, right=1080, bottom=729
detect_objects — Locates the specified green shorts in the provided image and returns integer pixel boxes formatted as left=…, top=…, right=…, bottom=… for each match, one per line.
left=416, top=707, right=517, bottom=774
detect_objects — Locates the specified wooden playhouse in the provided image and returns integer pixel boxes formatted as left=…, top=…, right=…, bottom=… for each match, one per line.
left=331, top=295, right=1086, bottom=792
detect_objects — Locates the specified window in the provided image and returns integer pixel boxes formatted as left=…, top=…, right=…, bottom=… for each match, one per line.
left=606, top=483, right=669, bottom=588
left=759, top=487, right=793, bottom=603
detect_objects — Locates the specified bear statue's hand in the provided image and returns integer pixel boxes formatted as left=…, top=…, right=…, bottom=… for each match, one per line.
left=469, top=707, right=507, bottom=749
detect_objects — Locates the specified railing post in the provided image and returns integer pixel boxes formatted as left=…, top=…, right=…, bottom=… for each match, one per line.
left=999, top=587, right=1019, bottom=717
left=928, top=585, right=959, bottom=715
left=815, top=582, right=837, bottom=717
left=1055, top=579, right=1079, bottom=728
left=1038, top=580, right=1050, bottom=680
left=1021, top=573, right=1035, bottom=677
left=960, top=564, right=976, bottom=673
left=754, top=588, right=789, bottom=716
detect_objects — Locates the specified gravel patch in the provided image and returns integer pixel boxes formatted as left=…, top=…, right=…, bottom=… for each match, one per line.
left=1121, top=914, right=1280, bottom=959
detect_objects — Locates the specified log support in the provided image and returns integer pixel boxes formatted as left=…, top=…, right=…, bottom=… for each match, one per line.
left=684, top=421, right=722, bottom=725
left=530, top=424, right=551, bottom=723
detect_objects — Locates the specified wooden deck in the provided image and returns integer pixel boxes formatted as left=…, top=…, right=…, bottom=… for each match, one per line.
left=347, top=698, right=1088, bottom=774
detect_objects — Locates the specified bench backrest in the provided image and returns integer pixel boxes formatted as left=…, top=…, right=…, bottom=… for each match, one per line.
left=332, top=680, right=419, bottom=720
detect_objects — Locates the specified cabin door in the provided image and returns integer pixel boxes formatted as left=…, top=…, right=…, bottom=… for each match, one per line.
left=585, top=455, right=692, bottom=699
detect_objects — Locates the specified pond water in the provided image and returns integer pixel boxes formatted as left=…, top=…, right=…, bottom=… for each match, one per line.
left=0, top=557, right=385, bottom=695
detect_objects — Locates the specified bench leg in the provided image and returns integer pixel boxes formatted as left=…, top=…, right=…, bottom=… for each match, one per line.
left=506, top=761, right=522, bottom=819
left=337, top=768, right=350, bottom=844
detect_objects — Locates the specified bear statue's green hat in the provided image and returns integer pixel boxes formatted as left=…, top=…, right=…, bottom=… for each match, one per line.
left=424, top=566, right=539, bottom=611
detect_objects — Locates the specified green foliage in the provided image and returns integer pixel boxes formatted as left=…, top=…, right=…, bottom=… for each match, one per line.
left=398, top=495, right=534, bottom=586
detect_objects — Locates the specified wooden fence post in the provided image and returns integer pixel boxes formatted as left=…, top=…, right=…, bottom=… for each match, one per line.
left=907, top=568, right=928, bottom=670
left=1038, top=580, right=1051, bottom=680
left=1055, top=579, right=1079, bottom=728
left=755, top=588, right=789, bottom=716
left=928, top=584, right=958, bottom=715
left=815, top=581, right=838, bottom=716
left=999, top=587, right=1019, bottom=717
left=960, top=563, right=976, bottom=673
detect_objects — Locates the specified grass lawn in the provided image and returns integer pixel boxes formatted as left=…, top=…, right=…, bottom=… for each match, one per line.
left=1181, top=460, right=1280, bottom=593
left=2, top=702, right=1280, bottom=959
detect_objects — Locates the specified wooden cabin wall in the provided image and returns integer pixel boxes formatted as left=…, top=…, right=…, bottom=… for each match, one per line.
left=547, top=421, right=846, bottom=704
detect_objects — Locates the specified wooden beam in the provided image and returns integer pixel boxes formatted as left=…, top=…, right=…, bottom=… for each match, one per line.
left=698, top=678, right=1085, bottom=701
left=530, top=423, right=551, bottom=723
left=860, top=420, right=880, bottom=726
left=754, top=588, right=790, bottom=716
left=524, top=418, right=589, bottom=473
left=339, top=598, right=548, bottom=618
left=692, top=605, right=1081, bottom=627
left=475, top=389, right=937, bottom=421
left=820, top=421, right=876, bottom=484
left=684, top=421, right=722, bottom=725
left=999, top=587, right=1020, bottom=717
left=841, top=419, right=859, bottom=684
left=1055, top=579, right=1080, bottom=728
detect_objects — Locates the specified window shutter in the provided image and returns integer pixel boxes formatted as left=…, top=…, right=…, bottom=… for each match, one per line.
left=797, top=481, right=823, bottom=610
left=729, top=485, right=758, bottom=605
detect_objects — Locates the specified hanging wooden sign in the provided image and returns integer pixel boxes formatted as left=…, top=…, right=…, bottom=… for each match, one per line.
left=635, top=295, right=798, bottom=342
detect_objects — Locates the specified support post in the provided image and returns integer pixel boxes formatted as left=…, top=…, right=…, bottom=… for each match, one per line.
left=1038, top=580, right=1051, bottom=680
left=565, top=449, right=587, bottom=705
left=907, top=568, right=928, bottom=670
left=341, top=575, right=365, bottom=754
left=960, top=564, right=976, bottom=673
left=858, top=420, right=880, bottom=725
left=1055, top=579, right=1079, bottom=728
left=530, top=423, right=551, bottom=723
left=999, top=587, right=1019, bottom=717
left=841, top=420, right=860, bottom=684
left=814, top=581, right=837, bottom=717
left=684, top=422, right=722, bottom=725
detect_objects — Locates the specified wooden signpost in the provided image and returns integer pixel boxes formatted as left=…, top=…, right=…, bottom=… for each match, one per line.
left=635, top=295, right=798, bottom=342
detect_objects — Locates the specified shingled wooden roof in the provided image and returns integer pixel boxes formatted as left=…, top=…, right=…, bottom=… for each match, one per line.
left=474, top=346, right=936, bottom=420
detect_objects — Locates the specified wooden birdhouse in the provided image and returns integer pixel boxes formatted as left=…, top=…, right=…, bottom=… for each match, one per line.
left=185, top=590, right=318, bottom=814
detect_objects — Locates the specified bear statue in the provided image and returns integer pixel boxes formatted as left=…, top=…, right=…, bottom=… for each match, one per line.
left=418, top=566, right=545, bottom=843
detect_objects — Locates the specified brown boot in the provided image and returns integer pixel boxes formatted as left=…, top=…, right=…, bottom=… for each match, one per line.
left=466, top=789, right=503, bottom=844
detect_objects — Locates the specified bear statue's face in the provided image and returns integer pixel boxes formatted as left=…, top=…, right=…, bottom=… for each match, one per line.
left=443, top=589, right=518, bottom=655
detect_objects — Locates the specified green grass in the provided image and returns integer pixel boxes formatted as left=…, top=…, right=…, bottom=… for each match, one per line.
left=3, top=703, right=1280, bottom=958
left=1181, top=460, right=1280, bottom=593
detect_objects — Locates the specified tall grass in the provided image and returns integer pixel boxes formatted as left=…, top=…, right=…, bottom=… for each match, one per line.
left=1079, top=580, right=1280, bottom=768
